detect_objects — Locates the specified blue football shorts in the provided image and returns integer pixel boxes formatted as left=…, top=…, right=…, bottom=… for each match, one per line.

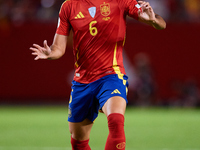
left=68, top=74, right=129, bottom=122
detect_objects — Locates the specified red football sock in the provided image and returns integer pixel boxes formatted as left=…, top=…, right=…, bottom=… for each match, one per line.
left=71, top=136, right=91, bottom=150
left=105, top=113, right=126, bottom=150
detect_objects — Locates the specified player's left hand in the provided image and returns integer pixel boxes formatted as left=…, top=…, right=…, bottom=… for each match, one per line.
left=138, top=1, right=156, bottom=23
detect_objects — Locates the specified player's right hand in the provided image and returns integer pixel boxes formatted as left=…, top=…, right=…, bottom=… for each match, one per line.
left=30, top=40, right=51, bottom=60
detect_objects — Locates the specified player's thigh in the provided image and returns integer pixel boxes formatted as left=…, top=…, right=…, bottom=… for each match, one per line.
left=102, top=96, right=126, bottom=117
left=97, top=75, right=128, bottom=116
left=69, top=118, right=93, bottom=141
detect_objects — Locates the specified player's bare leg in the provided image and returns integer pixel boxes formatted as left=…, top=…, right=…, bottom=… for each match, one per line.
left=102, top=96, right=127, bottom=150
left=102, top=96, right=126, bottom=116
left=69, top=118, right=93, bottom=150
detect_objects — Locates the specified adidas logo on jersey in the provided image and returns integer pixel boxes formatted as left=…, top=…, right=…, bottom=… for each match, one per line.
left=111, top=89, right=121, bottom=94
left=75, top=12, right=85, bottom=19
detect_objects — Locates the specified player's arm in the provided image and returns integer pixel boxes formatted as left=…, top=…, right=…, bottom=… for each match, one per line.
left=30, top=34, right=67, bottom=60
left=137, top=1, right=166, bottom=30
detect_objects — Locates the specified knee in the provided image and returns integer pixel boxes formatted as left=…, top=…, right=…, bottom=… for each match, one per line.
left=69, top=128, right=86, bottom=141
left=69, top=128, right=73, bottom=135
left=69, top=121, right=92, bottom=141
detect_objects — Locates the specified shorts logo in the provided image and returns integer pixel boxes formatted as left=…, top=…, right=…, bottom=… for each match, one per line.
left=100, top=2, right=110, bottom=16
left=116, top=142, right=126, bottom=149
left=111, top=89, right=121, bottom=94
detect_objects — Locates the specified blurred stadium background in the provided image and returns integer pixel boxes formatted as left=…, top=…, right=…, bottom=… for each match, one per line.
left=0, top=0, right=200, bottom=150
left=1, top=0, right=200, bottom=106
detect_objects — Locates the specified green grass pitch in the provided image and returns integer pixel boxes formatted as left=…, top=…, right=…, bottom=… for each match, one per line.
left=0, top=106, right=200, bottom=150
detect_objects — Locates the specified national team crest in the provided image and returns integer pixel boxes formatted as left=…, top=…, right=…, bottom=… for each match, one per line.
left=100, top=2, right=110, bottom=16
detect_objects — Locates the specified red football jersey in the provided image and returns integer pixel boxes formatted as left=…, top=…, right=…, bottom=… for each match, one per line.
left=56, top=0, right=141, bottom=83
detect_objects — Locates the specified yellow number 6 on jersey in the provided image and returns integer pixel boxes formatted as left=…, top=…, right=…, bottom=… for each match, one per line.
left=89, top=21, right=98, bottom=36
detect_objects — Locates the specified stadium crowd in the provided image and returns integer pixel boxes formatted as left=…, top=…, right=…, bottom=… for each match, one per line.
left=0, top=0, right=200, bottom=26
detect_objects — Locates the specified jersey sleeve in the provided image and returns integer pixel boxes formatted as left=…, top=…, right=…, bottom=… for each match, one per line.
left=56, top=1, right=71, bottom=36
left=122, top=0, right=141, bottom=20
